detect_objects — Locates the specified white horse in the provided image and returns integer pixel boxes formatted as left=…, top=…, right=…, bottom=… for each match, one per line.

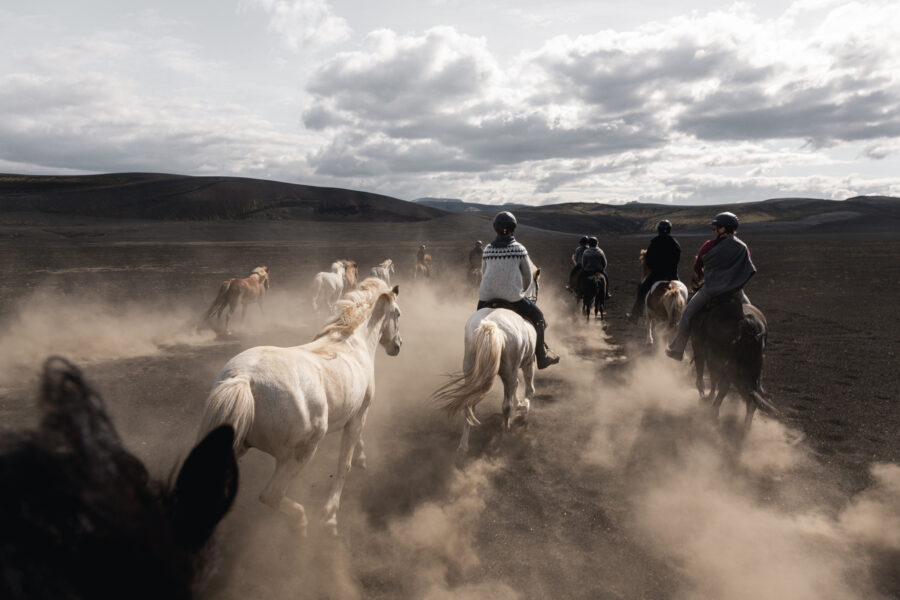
left=370, top=259, right=394, bottom=286
left=312, top=261, right=346, bottom=312
left=432, top=263, right=541, bottom=459
left=197, top=278, right=402, bottom=535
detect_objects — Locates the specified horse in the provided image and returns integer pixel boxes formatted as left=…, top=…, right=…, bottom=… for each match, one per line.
left=369, top=259, right=395, bottom=286
left=639, top=250, right=687, bottom=344
left=690, top=291, right=778, bottom=435
left=197, top=278, right=402, bottom=536
left=467, top=266, right=482, bottom=289
left=204, top=266, right=269, bottom=335
left=580, top=272, right=607, bottom=320
left=0, top=357, right=237, bottom=600
left=432, top=263, right=541, bottom=459
left=413, top=254, right=432, bottom=280
left=312, top=259, right=358, bottom=313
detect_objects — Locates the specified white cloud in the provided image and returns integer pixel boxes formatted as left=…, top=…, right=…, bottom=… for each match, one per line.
left=239, top=0, right=352, bottom=50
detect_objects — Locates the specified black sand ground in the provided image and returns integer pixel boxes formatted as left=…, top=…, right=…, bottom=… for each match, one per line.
left=0, top=222, right=897, bottom=599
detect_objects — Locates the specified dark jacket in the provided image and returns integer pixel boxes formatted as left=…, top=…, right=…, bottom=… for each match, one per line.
left=644, top=234, right=680, bottom=280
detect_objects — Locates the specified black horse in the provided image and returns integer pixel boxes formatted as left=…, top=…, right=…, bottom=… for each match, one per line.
left=690, top=291, right=777, bottom=434
left=0, top=358, right=238, bottom=600
left=579, top=272, right=607, bottom=321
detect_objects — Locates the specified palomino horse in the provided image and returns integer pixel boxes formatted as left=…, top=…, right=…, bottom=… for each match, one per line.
left=1, top=357, right=237, bottom=600
left=639, top=250, right=687, bottom=344
left=312, top=259, right=358, bottom=312
left=432, top=263, right=541, bottom=458
left=205, top=266, right=269, bottom=335
left=197, top=278, right=402, bottom=535
left=690, top=291, right=777, bottom=435
left=370, top=259, right=395, bottom=286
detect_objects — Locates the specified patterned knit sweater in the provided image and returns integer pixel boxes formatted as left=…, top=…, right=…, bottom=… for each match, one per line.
left=478, top=240, right=533, bottom=302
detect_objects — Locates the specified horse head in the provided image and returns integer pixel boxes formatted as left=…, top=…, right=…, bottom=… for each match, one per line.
left=377, top=284, right=402, bottom=356
left=252, top=266, right=270, bottom=290
left=0, top=358, right=237, bottom=599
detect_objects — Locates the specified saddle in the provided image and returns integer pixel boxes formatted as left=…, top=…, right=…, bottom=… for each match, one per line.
left=705, top=287, right=744, bottom=309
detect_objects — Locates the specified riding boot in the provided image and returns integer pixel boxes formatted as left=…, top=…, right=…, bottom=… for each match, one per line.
left=534, top=320, right=560, bottom=369
left=627, top=296, right=644, bottom=322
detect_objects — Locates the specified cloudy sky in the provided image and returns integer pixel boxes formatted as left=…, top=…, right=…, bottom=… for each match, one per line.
left=2, top=0, right=899, bottom=205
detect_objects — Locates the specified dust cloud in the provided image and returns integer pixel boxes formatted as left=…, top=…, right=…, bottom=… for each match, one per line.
left=1, top=268, right=898, bottom=600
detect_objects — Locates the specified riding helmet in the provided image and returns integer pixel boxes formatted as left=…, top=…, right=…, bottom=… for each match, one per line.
left=657, top=219, right=672, bottom=234
left=711, top=212, right=739, bottom=232
left=579, top=235, right=589, bottom=245
left=475, top=240, right=483, bottom=246
left=492, top=211, right=517, bottom=235
left=588, top=236, right=598, bottom=247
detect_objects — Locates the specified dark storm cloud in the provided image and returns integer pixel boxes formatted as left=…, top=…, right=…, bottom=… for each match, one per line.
left=679, top=77, right=900, bottom=145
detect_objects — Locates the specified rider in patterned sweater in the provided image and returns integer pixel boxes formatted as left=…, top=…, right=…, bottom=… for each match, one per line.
left=478, top=211, right=560, bottom=369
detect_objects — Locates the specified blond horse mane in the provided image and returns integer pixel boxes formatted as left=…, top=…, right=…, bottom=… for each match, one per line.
left=378, top=258, right=393, bottom=269
left=313, top=277, right=392, bottom=341
left=663, top=282, right=686, bottom=327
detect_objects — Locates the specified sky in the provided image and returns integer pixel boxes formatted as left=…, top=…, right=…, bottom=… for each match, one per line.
left=1, top=0, right=899, bottom=205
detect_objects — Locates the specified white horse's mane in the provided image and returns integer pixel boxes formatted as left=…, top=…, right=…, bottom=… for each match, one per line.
left=330, top=261, right=346, bottom=274
left=313, top=277, right=392, bottom=340
left=378, top=259, right=393, bottom=269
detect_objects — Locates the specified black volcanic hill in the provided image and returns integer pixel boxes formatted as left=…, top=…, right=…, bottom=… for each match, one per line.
left=0, top=173, right=445, bottom=222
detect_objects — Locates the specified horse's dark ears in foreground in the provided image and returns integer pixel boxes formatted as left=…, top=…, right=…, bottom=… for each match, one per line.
left=0, top=357, right=238, bottom=600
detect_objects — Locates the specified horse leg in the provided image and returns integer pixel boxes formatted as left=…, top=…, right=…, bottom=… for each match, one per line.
left=694, top=354, right=707, bottom=399
left=224, top=302, right=237, bottom=336
left=323, top=408, right=368, bottom=535
left=352, top=437, right=367, bottom=470
left=259, top=434, right=323, bottom=536
left=742, top=398, right=757, bottom=436
left=520, top=360, right=535, bottom=418
left=647, top=317, right=654, bottom=345
left=457, top=419, right=472, bottom=462
left=499, top=366, right=519, bottom=431
left=710, top=379, right=730, bottom=419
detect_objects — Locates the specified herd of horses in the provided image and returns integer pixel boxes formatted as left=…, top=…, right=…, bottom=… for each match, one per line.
left=0, top=247, right=776, bottom=597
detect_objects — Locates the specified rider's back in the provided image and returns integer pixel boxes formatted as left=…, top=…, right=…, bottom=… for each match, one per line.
left=478, top=240, right=532, bottom=303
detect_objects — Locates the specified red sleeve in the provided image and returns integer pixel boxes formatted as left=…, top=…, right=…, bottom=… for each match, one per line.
left=693, top=239, right=715, bottom=279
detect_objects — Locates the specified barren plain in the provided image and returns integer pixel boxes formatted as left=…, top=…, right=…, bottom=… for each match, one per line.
left=1, top=214, right=898, bottom=599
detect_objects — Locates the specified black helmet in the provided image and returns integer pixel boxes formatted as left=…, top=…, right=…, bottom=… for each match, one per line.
left=711, top=212, right=739, bottom=233
left=579, top=236, right=589, bottom=245
left=657, top=219, right=672, bottom=234
left=492, top=211, right=517, bottom=235
left=588, top=236, right=598, bottom=247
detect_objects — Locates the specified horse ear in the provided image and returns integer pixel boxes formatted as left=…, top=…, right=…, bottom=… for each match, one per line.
left=392, top=285, right=400, bottom=297
left=170, top=425, right=238, bottom=550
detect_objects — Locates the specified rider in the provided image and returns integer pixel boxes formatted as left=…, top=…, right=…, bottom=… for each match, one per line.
left=478, top=211, right=560, bottom=369
left=569, top=236, right=589, bottom=277
left=577, top=236, right=610, bottom=298
left=665, top=212, right=755, bottom=361
left=627, top=220, right=681, bottom=322
left=468, top=240, right=484, bottom=270
left=416, top=244, right=427, bottom=266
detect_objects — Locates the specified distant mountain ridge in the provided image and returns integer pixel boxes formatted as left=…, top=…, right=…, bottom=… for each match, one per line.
left=0, top=173, right=445, bottom=222
left=1, top=173, right=897, bottom=234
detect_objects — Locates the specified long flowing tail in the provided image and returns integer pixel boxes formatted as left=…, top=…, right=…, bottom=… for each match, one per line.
left=311, top=274, right=324, bottom=310
left=736, top=315, right=778, bottom=416
left=664, top=283, right=686, bottom=327
left=433, top=321, right=503, bottom=426
left=205, top=281, right=230, bottom=320
left=197, top=377, right=256, bottom=452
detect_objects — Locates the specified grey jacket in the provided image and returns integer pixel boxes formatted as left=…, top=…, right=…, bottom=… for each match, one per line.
left=702, top=235, right=755, bottom=296
left=580, top=247, right=607, bottom=273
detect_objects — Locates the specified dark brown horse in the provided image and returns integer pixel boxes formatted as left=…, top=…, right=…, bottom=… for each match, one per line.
left=204, top=266, right=269, bottom=335
left=580, top=272, right=607, bottom=320
left=690, top=292, right=777, bottom=434
left=0, top=358, right=237, bottom=600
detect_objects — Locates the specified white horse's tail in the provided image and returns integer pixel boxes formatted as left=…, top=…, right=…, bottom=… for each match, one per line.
left=197, top=377, right=255, bottom=452
left=433, top=321, right=503, bottom=426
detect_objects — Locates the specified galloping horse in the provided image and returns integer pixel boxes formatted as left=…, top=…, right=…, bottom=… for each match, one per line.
left=691, top=291, right=777, bottom=434
left=432, top=264, right=541, bottom=458
left=205, top=266, right=269, bottom=335
left=197, top=278, right=402, bottom=535
left=639, top=250, right=687, bottom=344
left=370, top=259, right=395, bottom=286
left=1, top=358, right=237, bottom=600
left=312, top=259, right=358, bottom=312
left=580, top=272, right=607, bottom=320
left=413, top=254, right=432, bottom=280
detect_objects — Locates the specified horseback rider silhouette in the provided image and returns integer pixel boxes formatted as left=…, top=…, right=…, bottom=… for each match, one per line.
left=627, top=220, right=681, bottom=322
left=576, top=236, right=610, bottom=298
left=468, top=240, right=484, bottom=270
left=665, top=212, right=755, bottom=361
left=478, top=212, right=560, bottom=369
